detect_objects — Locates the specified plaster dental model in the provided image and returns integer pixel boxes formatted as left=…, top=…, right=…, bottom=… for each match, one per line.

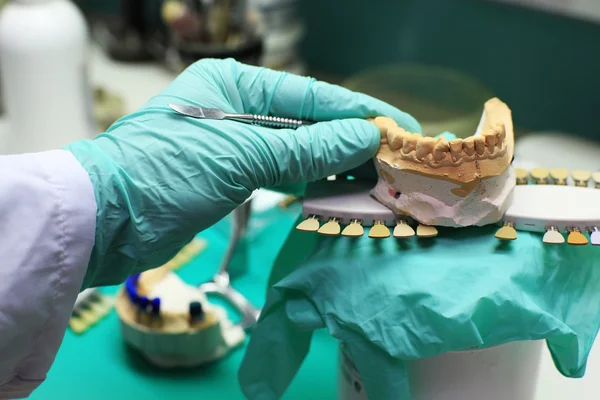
left=297, top=95, right=600, bottom=244
left=371, top=97, right=515, bottom=228
left=116, top=263, right=245, bottom=368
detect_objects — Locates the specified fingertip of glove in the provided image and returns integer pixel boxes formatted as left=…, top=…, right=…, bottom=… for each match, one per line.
left=353, top=118, right=384, bottom=154
left=374, top=103, right=422, bottom=134
left=308, top=118, right=381, bottom=155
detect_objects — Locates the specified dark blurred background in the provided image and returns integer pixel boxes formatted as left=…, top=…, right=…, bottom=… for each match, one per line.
left=74, top=0, right=600, bottom=141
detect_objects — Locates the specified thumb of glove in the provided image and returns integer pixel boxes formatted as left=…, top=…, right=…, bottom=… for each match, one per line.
left=259, top=118, right=381, bottom=188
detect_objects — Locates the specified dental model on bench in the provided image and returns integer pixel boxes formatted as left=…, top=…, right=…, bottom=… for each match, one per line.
left=297, top=98, right=600, bottom=246
left=115, top=239, right=246, bottom=368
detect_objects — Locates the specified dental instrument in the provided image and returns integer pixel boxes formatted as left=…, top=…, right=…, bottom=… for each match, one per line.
left=168, top=103, right=314, bottom=129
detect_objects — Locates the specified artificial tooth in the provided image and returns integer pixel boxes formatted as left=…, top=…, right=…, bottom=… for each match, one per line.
left=416, top=137, right=436, bottom=160
left=416, top=224, right=438, bottom=238
left=474, top=137, right=486, bottom=155
left=588, top=227, right=600, bottom=246
left=530, top=168, right=549, bottom=184
left=495, top=221, right=517, bottom=240
left=318, top=218, right=341, bottom=236
left=296, top=215, right=321, bottom=232
left=433, top=137, right=449, bottom=161
left=543, top=226, right=564, bottom=244
left=592, top=172, right=600, bottom=188
left=462, top=137, right=475, bottom=156
left=369, top=220, right=391, bottom=238
left=449, top=139, right=463, bottom=160
left=403, top=135, right=420, bottom=153
left=572, top=170, right=591, bottom=187
left=567, top=227, right=588, bottom=245
left=342, top=219, right=364, bottom=237
left=549, top=168, right=569, bottom=185
left=493, top=123, right=506, bottom=144
left=483, top=131, right=497, bottom=149
left=373, top=116, right=397, bottom=139
left=515, top=168, right=528, bottom=185
left=393, top=219, right=415, bottom=238
left=387, top=127, right=406, bottom=151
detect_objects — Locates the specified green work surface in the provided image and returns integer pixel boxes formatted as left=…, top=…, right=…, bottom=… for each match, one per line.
left=30, top=203, right=338, bottom=400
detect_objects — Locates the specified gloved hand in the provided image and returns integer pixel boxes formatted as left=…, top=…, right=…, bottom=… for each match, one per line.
left=239, top=223, right=600, bottom=400
left=65, top=58, right=421, bottom=288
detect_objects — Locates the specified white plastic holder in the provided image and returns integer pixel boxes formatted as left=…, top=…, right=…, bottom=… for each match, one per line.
left=338, top=340, right=544, bottom=400
left=0, top=0, right=96, bottom=154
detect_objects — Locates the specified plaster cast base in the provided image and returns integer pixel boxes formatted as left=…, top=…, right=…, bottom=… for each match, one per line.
left=371, top=166, right=516, bottom=227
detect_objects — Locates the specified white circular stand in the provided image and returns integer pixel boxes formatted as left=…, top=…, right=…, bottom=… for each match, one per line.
left=338, top=341, right=545, bottom=400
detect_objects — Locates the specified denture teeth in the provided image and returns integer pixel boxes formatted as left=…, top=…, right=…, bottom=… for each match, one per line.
left=483, top=130, right=497, bottom=149
left=416, top=137, right=436, bottom=160
left=433, top=137, right=449, bottom=161
left=462, top=137, right=475, bottom=156
left=449, top=139, right=463, bottom=160
left=373, top=117, right=398, bottom=135
left=403, top=134, right=420, bottom=153
left=373, top=116, right=397, bottom=140
left=387, top=127, right=407, bottom=151
left=474, top=136, right=486, bottom=155
left=493, top=123, right=505, bottom=146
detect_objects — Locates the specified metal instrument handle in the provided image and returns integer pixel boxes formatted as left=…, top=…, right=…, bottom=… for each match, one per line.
left=252, top=114, right=309, bottom=129
left=230, top=114, right=312, bottom=129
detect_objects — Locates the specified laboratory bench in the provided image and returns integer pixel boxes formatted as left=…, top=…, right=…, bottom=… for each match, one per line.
left=0, top=41, right=597, bottom=399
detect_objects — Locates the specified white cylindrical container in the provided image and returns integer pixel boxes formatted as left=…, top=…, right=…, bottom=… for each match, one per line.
left=338, top=341, right=544, bottom=400
left=0, top=0, right=95, bottom=155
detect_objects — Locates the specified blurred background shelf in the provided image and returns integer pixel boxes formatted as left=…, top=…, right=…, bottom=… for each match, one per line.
left=76, top=0, right=600, bottom=142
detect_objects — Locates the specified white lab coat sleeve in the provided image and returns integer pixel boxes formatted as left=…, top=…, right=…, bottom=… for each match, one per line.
left=0, top=149, right=97, bottom=399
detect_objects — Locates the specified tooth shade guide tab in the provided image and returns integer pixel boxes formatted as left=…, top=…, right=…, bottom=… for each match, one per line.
left=572, top=170, right=591, bottom=187
left=296, top=215, right=321, bottom=232
left=515, top=168, right=528, bottom=185
left=567, top=228, right=588, bottom=245
left=342, top=219, right=364, bottom=237
left=529, top=168, right=549, bottom=184
left=317, top=217, right=341, bottom=236
left=495, top=222, right=517, bottom=240
left=394, top=220, right=416, bottom=238
left=543, top=226, right=565, bottom=244
left=416, top=224, right=438, bottom=238
left=589, top=227, right=600, bottom=246
left=593, top=172, right=600, bottom=188
left=369, top=220, right=391, bottom=238
left=550, top=169, right=569, bottom=185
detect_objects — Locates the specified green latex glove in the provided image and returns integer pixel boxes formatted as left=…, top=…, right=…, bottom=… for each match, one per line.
left=239, top=222, right=600, bottom=400
left=65, top=59, right=421, bottom=288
